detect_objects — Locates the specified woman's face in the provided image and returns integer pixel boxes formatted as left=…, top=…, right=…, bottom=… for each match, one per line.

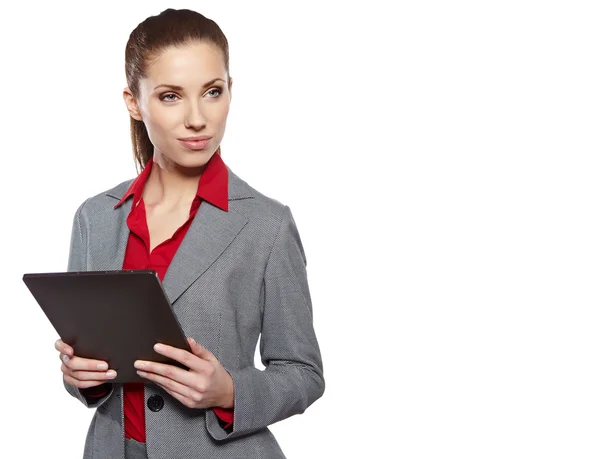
left=124, top=41, right=232, bottom=169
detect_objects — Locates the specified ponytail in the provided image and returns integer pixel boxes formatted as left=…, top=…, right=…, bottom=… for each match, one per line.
left=130, top=118, right=154, bottom=172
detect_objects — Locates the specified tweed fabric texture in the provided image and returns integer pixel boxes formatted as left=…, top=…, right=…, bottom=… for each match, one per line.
left=62, top=167, right=325, bottom=459
left=125, top=439, right=148, bottom=459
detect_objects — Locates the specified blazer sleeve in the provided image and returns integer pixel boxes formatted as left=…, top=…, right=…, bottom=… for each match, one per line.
left=205, top=205, right=325, bottom=440
left=62, top=200, right=115, bottom=408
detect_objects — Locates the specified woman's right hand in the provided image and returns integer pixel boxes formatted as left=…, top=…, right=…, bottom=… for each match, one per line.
left=55, top=339, right=117, bottom=389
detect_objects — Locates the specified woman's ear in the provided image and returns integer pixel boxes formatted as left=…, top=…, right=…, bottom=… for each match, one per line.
left=123, top=87, right=143, bottom=121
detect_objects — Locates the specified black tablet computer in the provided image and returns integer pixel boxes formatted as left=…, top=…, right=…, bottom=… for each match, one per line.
left=23, top=270, right=191, bottom=383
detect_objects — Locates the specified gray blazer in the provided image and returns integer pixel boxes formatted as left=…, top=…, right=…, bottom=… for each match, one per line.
left=63, top=166, right=325, bottom=459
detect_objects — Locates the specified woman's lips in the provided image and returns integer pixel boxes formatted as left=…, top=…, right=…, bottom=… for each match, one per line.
left=178, top=138, right=211, bottom=150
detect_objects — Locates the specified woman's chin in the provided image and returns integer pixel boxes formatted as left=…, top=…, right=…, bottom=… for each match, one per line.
left=159, top=150, right=214, bottom=171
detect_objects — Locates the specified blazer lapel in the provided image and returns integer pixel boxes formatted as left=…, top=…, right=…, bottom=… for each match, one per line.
left=161, top=200, right=249, bottom=304
left=161, top=168, right=253, bottom=304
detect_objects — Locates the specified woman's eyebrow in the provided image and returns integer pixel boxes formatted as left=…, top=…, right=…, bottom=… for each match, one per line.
left=154, top=78, right=226, bottom=91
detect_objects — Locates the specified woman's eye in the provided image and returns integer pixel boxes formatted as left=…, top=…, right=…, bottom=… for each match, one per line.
left=207, top=88, right=222, bottom=98
left=161, top=93, right=178, bottom=102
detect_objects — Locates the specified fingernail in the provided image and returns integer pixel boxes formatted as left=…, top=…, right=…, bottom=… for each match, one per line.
left=62, top=354, right=69, bottom=363
left=97, top=363, right=108, bottom=370
left=154, top=343, right=163, bottom=351
left=106, top=370, right=117, bottom=379
left=190, top=337, right=196, bottom=344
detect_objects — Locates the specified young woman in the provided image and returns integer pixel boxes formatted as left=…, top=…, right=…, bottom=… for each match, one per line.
left=53, top=8, right=324, bottom=459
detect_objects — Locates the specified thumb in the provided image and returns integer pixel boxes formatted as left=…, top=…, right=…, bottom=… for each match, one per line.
left=187, top=337, right=216, bottom=362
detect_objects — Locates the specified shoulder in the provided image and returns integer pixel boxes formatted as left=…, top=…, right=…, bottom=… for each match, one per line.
left=74, top=178, right=134, bottom=218
left=228, top=167, right=305, bottom=261
left=227, top=167, right=290, bottom=230
left=229, top=168, right=307, bottom=266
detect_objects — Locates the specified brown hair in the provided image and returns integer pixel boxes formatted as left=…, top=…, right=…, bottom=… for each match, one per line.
left=125, top=8, right=230, bottom=171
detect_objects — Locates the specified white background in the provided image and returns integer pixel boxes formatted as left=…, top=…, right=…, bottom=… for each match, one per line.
left=1, top=1, right=599, bottom=458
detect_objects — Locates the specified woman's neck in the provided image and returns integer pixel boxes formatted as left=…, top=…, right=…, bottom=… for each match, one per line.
left=143, top=153, right=204, bottom=209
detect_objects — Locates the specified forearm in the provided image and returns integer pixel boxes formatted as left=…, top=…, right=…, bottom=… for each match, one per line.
left=206, top=361, right=324, bottom=440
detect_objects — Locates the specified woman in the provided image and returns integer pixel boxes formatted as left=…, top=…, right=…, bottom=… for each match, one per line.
left=53, top=8, right=324, bottom=459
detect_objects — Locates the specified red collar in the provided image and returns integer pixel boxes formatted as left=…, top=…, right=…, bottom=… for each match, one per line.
left=114, top=153, right=229, bottom=211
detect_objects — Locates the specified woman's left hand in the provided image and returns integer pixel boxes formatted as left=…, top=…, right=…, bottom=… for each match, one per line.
left=134, top=337, right=234, bottom=410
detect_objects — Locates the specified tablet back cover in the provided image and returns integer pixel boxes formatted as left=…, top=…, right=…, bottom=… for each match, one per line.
left=23, top=270, right=190, bottom=383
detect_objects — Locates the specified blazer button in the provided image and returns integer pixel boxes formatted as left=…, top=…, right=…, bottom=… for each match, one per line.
left=147, top=394, right=164, bottom=412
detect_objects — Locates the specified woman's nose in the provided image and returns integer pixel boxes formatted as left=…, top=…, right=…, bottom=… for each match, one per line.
left=184, top=102, right=207, bottom=129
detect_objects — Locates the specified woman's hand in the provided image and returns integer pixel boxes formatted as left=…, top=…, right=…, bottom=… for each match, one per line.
left=55, top=339, right=117, bottom=389
left=134, top=337, right=234, bottom=410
